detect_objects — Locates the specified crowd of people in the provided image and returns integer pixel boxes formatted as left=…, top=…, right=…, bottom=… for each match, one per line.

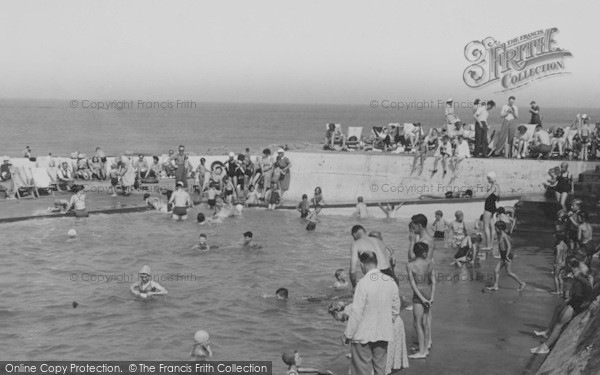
left=325, top=97, right=599, bottom=168
left=2, top=135, right=598, bottom=373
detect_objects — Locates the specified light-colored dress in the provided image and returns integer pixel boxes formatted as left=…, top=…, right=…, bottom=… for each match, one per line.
left=386, top=315, right=409, bottom=373
left=120, top=158, right=136, bottom=187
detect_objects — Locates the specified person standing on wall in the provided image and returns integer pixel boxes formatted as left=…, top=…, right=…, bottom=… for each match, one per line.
left=529, top=101, right=542, bottom=127
left=490, top=96, right=518, bottom=157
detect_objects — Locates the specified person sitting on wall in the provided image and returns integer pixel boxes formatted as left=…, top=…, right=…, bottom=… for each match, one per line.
left=324, top=123, right=347, bottom=150
left=530, top=257, right=593, bottom=355
left=529, top=125, right=552, bottom=159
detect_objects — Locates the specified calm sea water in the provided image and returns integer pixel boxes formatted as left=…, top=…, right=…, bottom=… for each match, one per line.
left=0, top=99, right=597, bottom=157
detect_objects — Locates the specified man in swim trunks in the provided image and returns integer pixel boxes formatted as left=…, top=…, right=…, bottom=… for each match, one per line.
left=130, top=265, right=168, bottom=299
left=408, top=214, right=434, bottom=261
left=349, top=225, right=391, bottom=289
left=169, top=181, right=192, bottom=220
left=407, top=242, right=435, bottom=359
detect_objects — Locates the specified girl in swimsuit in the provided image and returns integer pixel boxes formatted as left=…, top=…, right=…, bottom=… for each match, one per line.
left=555, top=162, right=572, bottom=211
left=486, top=221, right=526, bottom=292
left=311, top=187, right=325, bottom=208
left=482, top=172, right=500, bottom=251
left=407, top=242, right=435, bottom=359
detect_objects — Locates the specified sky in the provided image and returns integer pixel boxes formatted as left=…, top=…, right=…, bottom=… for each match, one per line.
left=1, top=0, right=599, bottom=107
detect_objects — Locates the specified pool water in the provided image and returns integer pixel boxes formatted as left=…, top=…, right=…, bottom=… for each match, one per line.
left=0, top=209, right=419, bottom=371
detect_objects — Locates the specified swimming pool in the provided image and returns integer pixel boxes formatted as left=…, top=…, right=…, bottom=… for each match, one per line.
left=0, top=208, right=417, bottom=370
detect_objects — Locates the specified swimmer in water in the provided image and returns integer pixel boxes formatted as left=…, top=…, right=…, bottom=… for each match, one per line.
left=275, top=287, right=289, bottom=299
left=243, top=231, right=262, bottom=249
left=192, top=233, right=218, bottom=251
left=130, top=265, right=168, bottom=299
left=48, top=199, right=70, bottom=213
left=305, top=205, right=322, bottom=231
left=355, top=196, right=368, bottom=219
left=144, top=193, right=168, bottom=212
left=378, top=202, right=405, bottom=219
left=191, top=330, right=213, bottom=361
left=333, top=269, right=349, bottom=289
left=281, top=350, right=332, bottom=375
left=297, top=194, right=310, bottom=219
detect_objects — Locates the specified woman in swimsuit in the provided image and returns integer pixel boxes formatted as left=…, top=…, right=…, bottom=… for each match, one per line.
left=407, top=242, right=435, bottom=359
left=554, top=162, right=572, bottom=211
left=482, top=172, right=500, bottom=251
left=130, top=265, right=168, bottom=299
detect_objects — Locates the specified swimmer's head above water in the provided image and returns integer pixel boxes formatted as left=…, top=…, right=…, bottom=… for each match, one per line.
left=282, top=350, right=301, bottom=366
left=198, top=233, right=207, bottom=244
left=275, top=288, right=289, bottom=299
left=192, top=330, right=212, bottom=359
left=243, top=231, right=253, bottom=239
left=197, top=213, right=206, bottom=224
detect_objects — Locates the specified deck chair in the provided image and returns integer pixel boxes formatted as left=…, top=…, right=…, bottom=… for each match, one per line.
left=371, top=126, right=386, bottom=149
left=346, top=127, right=363, bottom=149
left=31, top=167, right=55, bottom=196
left=12, top=166, right=38, bottom=199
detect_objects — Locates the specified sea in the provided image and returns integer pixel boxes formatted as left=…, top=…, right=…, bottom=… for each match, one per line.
left=0, top=98, right=598, bottom=157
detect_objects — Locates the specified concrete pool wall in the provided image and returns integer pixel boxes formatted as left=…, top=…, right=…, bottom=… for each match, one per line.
left=7, top=151, right=597, bottom=203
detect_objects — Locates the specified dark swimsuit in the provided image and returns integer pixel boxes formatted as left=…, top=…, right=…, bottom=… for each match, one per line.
left=434, top=231, right=445, bottom=239
left=556, top=173, right=571, bottom=194
left=173, top=206, right=187, bottom=216
left=484, top=192, right=499, bottom=214
left=454, top=245, right=470, bottom=259
left=568, top=276, right=592, bottom=314
left=499, top=238, right=513, bottom=262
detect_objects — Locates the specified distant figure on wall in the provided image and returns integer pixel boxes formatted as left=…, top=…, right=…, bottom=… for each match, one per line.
left=490, top=96, right=518, bottom=157
left=529, top=101, right=542, bottom=126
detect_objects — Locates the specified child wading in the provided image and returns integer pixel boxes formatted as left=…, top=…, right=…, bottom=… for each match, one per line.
left=487, top=221, right=526, bottom=292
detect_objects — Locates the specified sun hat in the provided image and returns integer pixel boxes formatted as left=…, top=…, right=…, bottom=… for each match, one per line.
left=229, top=152, right=235, bottom=157
left=487, top=172, right=497, bottom=181
left=277, top=148, right=285, bottom=153
left=176, top=181, right=184, bottom=187
left=446, top=98, right=453, bottom=102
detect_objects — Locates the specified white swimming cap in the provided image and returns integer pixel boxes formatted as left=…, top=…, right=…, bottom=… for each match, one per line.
left=486, top=172, right=497, bottom=181
left=235, top=204, right=243, bottom=212
left=139, top=265, right=151, bottom=276
left=277, top=148, right=285, bottom=153
left=194, top=330, right=210, bottom=343
left=229, top=152, right=235, bottom=157
left=68, top=229, right=77, bottom=237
